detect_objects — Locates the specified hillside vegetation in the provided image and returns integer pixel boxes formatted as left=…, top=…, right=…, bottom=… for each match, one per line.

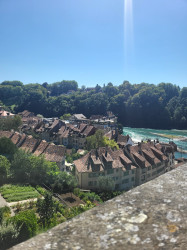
left=0, top=80, right=186, bottom=129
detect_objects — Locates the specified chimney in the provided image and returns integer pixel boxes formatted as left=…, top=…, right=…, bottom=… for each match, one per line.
left=105, top=150, right=108, bottom=157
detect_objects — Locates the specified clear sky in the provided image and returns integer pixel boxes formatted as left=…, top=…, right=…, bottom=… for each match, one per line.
left=0, top=0, right=187, bottom=87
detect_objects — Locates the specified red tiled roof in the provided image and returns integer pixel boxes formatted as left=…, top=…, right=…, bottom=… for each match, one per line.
left=11, top=132, right=21, bottom=145
left=0, top=130, right=13, bottom=138
left=34, top=140, right=49, bottom=156
left=42, top=144, right=66, bottom=163
left=20, top=136, right=38, bottom=153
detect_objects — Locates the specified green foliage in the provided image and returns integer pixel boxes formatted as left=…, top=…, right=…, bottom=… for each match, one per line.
left=73, top=188, right=102, bottom=203
left=11, top=150, right=59, bottom=185
left=0, top=137, right=18, bottom=156
left=0, top=155, right=10, bottom=184
left=36, top=193, right=57, bottom=227
left=86, top=130, right=118, bottom=150
left=0, top=184, right=40, bottom=202
left=66, top=151, right=83, bottom=163
left=103, top=137, right=119, bottom=149
left=60, top=113, right=71, bottom=120
left=52, top=171, right=77, bottom=193
left=0, top=222, right=20, bottom=249
left=96, top=191, right=123, bottom=202
left=10, top=210, right=37, bottom=242
left=0, top=80, right=186, bottom=129
left=0, top=115, right=22, bottom=131
left=97, top=176, right=115, bottom=192
left=61, top=202, right=95, bottom=220
left=0, top=206, right=11, bottom=224
left=35, top=186, right=48, bottom=196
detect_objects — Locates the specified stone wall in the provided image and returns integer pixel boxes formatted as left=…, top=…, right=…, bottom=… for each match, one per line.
left=11, top=164, right=187, bottom=250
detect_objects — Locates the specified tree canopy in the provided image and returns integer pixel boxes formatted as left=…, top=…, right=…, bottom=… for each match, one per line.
left=0, top=80, right=186, bottom=129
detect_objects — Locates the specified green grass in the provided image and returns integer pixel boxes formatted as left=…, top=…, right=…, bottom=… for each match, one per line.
left=0, top=185, right=40, bottom=202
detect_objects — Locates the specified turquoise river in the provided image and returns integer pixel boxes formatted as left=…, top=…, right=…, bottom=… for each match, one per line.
left=123, top=127, right=187, bottom=159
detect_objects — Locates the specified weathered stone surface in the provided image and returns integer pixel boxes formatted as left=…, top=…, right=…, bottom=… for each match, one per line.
left=11, top=164, right=187, bottom=250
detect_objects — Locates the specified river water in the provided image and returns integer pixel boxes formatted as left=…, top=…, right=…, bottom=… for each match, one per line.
left=123, top=127, right=187, bottom=159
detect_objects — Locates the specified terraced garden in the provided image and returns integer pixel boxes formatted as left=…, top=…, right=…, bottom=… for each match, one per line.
left=0, top=184, right=41, bottom=202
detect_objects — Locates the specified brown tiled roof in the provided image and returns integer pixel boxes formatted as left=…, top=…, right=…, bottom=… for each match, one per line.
left=74, top=147, right=133, bottom=173
left=11, top=132, right=21, bottom=145
left=42, top=144, right=66, bottom=163
left=34, top=140, right=49, bottom=156
left=20, top=136, right=39, bottom=153
left=91, top=155, right=102, bottom=165
left=79, top=123, right=87, bottom=133
left=81, top=126, right=95, bottom=137
left=120, top=154, right=132, bottom=165
left=17, top=133, right=27, bottom=147
left=132, top=152, right=145, bottom=163
left=0, top=130, right=13, bottom=138
left=102, top=152, right=113, bottom=162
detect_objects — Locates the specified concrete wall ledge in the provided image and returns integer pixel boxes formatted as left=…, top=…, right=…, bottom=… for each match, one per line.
left=11, top=164, right=187, bottom=250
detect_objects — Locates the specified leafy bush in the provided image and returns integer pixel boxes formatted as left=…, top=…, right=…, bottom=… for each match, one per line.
left=0, top=222, right=20, bottom=250
left=35, top=185, right=48, bottom=196
left=0, top=206, right=11, bottom=223
left=73, top=188, right=102, bottom=203
left=10, top=210, right=37, bottom=242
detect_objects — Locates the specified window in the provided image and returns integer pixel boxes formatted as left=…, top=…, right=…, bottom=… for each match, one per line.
left=148, top=166, right=151, bottom=171
left=122, top=179, right=129, bottom=184
left=131, top=177, right=134, bottom=182
left=88, top=181, right=93, bottom=186
left=132, top=170, right=135, bottom=175
left=93, top=181, right=97, bottom=186
left=116, top=169, right=119, bottom=172
left=123, top=171, right=129, bottom=176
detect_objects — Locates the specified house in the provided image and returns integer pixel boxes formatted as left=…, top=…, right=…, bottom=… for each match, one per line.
left=42, top=143, right=66, bottom=170
left=35, top=119, right=64, bottom=142
left=18, top=110, right=35, bottom=118
left=74, top=141, right=176, bottom=191
left=20, top=135, right=39, bottom=153
left=57, top=123, right=97, bottom=149
left=74, top=147, right=136, bottom=191
left=69, top=114, right=87, bottom=123
left=33, top=140, right=49, bottom=156
left=0, top=110, right=15, bottom=119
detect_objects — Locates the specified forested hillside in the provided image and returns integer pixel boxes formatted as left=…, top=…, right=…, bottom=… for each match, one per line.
left=0, top=80, right=186, bottom=129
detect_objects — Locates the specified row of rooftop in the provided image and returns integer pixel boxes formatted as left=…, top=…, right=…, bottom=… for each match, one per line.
left=74, top=140, right=177, bottom=190
left=0, top=130, right=66, bottom=169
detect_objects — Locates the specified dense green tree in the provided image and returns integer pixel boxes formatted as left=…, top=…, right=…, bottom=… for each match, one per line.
left=0, top=156, right=10, bottom=184
left=11, top=150, right=59, bottom=185
left=36, top=193, right=57, bottom=227
left=0, top=137, right=18, bottom=156
left=10, top=210, right=37, bottom=242
left=51, top=171, right=77, bottom=193
left=0, top=80, right=186, bottom=129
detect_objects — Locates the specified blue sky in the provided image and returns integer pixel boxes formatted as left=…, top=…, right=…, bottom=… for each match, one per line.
left=0, top=0, right=187, bottom=87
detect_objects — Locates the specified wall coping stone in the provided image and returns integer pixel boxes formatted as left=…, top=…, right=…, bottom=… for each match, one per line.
left=11, top=164, right=187, bottom=250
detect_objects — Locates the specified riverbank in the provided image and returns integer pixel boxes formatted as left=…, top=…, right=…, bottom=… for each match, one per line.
left=123, top=127, right=187, bottom=159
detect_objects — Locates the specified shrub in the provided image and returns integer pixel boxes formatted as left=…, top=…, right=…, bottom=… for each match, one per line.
left=0, top=222, right=20, bottom=249
left=0, top=206, right=11, bottom=223
left=10, top=210, right=37, bottom=242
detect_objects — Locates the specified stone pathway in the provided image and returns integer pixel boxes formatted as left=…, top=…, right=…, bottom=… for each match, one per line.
left=0, top=193, right=8, bottom=207
left=0, top=193, right=15, bottom=216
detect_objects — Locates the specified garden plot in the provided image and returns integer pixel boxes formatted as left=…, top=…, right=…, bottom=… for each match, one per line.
left=0, top=185, right=41, bottom=202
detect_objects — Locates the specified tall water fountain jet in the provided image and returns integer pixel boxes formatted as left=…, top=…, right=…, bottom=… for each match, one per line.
left=124, top=0, right=134, bottom=67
